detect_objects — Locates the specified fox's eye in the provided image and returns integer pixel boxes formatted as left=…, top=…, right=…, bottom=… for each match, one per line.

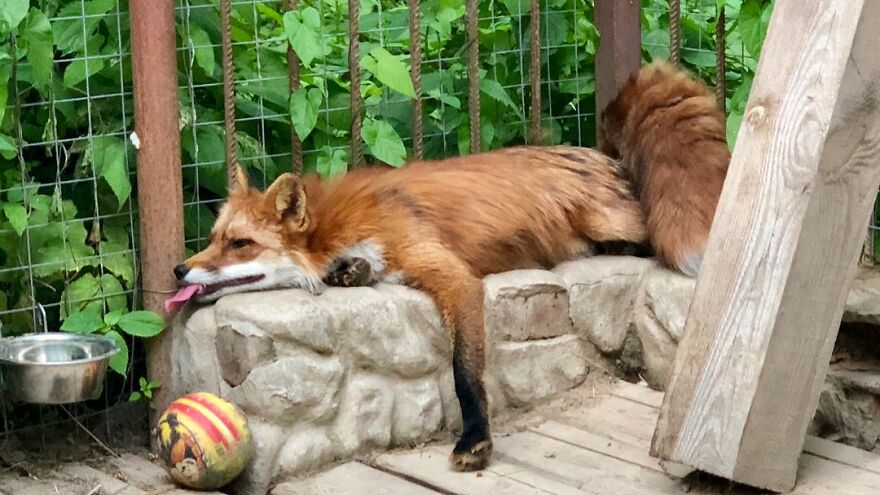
left=230, top=238, right=253, bottom=249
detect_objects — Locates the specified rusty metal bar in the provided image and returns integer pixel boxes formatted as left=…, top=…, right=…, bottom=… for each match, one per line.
left=528, top=0, right=541, bottom=145
left=409, top=0, right=424, bottom=160
left=466, top=0, right=480, bottom=153
left=669, top=0, right=681, bottom=65
left=348, top=0, right=363, bottom=167
left=594, top=0, right=641, bottom=142
left=220, top=0, right=238, bottom=186
left=715, top=5, right=726, bottom=112
left=129, top=0, right=185, bottom=417
left=285, top=0, right=304, bottom=174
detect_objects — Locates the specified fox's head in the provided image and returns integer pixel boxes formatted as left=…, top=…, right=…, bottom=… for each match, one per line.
left=172, top=166, right=325, bottom=304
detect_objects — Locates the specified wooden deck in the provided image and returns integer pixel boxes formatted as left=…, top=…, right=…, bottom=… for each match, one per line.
left=273, top=382, right=880, bottom=495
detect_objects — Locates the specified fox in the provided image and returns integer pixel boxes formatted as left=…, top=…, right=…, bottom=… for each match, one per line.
left=168, top=146, right=652, bottom=472
left=598, top=60, right=730, bottom=276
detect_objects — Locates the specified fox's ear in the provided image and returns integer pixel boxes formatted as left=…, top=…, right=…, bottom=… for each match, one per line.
left=265, top=173, right=308, bottom=231
left=231, top=163, right=249, bottom=191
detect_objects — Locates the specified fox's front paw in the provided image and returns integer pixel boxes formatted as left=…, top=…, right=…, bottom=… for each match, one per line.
left=449, top=438, right=493, bottom=472
left=323, top=257, right=373, bottom=287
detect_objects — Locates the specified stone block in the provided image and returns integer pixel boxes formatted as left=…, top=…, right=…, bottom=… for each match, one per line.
left=276, top=428, right=338, bottom=479
left=484, top=270, right=573, bottom=341
left=227, top=353, right=344, bottom=424
left=332, top=374, right=394, bottom=455
left=555, top=257, right=653, bottom=354
left=216, top=323, right=276, bottom=387
left=493, top=335, right=588, bottom=406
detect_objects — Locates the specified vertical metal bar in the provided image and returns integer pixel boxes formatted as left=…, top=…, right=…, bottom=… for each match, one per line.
left=409, top=0, right=424, bottom=160
left=130, top=0, right=185, bottom=418
left=285, top=0, right=304, bottom=174
left=715, top=5, right=726, bottom=112
left=220, top=0, right=238, bottom=186
left=594, top=0, right=641, bottom=143
left=348, top=0, right=363, bottom=167
left=528, top=0, right=541, bottom=145
left=466, top=0, right=480, bottom=154
left=669, top=0, right=681, bottom=65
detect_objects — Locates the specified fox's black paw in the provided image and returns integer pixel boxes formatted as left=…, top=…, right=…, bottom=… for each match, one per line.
left=449, top=438, right=493, bottom=472
left=323, top=257, right=373, bottom=287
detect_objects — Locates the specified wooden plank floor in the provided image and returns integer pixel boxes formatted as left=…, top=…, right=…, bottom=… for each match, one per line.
left=273, top=382, right=880, bottom=495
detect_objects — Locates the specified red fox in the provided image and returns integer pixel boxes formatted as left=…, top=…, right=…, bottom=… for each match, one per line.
left=599, top=60, right=730, bottom=276
left=168, top=146, right=651, bottom=471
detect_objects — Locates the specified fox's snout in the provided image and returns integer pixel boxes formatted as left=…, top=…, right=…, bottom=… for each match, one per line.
left=173, top=264, right=190, bottom=281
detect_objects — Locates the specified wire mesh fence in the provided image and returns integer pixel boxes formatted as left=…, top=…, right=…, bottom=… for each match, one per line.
left=0, top=0, right=147, bottom=451
left=2, top=0, right=864, bottom=456
left=177, top=0, right=609, bottom=254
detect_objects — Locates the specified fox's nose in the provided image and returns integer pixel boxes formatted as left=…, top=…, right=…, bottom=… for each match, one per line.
left=173, top=264, right=190, bottom=281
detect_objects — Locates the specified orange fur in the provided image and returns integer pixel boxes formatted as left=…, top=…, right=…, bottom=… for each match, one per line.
left=599, top=60, right=730, bottom=276
left=180, top=146, right=647, bottom=471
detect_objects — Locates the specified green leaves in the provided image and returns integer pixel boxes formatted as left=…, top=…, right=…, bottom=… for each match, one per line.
left=59, top=305, right=166, bottom=377
left=316, top=146, right=348, bottom=179
left=479, top=79, right=522, bottom=118
left=52, top=0, right=115, bottom=55
left=739, top=0, right=772, bottom=58
left=284, top=7, right=321, bottom=67
left=60, top=273, right=126, bottom=319
left=61, top=309, right=104, bottom=334
left=190, top=26, right=215, bottom=76
left=3, top=204, right=28, bottom=236
left=0, top=134, right=15, bottom=160
left=129, top=377, right=161, bottom=404
left=361, top=47, right=416, bottom=98
left=289, top=87, right=323, bottom=140
left=88, top=136, right=131, bottom=208
left=22, top=9, right=54, bottom=93
left=98, top=223, right=135, bottom=287
left=363, top=118, right=407, bottom=166
left=116, top=311, right=166, bottom=338
left=0, top=0, right=28, bottom=35
left=63, top=56, right=105, bottom=87
left=500, top=0, right=529, bottom=16
left=104, top=330, right=128, bottom=376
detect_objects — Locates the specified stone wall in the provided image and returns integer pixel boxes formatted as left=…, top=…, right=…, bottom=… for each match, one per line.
left=167, top=256, right=880, bottom=494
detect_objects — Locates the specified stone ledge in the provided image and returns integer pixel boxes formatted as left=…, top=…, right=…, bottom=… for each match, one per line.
left=166, top=257, right=880, bottom=494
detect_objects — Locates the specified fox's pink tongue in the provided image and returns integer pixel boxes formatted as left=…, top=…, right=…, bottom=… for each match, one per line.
left=164, top=284, right=203, bottom=314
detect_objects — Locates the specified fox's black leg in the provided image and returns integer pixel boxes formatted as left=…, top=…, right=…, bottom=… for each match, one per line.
left=398, top=247, right=493, bottom=471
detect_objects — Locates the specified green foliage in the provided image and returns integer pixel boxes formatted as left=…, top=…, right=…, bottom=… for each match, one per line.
left=0, top=0, right=775, bottom=391
left=129, top=377, right=161, bottom=409
left=60, top=307, right=165, bottom=376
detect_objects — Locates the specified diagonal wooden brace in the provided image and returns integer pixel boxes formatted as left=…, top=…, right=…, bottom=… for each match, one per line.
left=651, top=0, right=880, bottom=491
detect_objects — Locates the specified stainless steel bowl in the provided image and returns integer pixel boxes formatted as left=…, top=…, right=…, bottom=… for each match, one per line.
left=0, top=333, right=120, bottom=404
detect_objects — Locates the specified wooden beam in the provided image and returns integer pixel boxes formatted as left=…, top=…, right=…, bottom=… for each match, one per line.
left=651, top=0, right=880, bottom=492
left=594, top=0, right=640, bottom=144
left=130, top=0, right=185, bottom=418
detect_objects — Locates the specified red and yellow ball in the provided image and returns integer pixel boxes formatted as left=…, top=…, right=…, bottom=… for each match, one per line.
left=152, top=392, right=254, bottom=490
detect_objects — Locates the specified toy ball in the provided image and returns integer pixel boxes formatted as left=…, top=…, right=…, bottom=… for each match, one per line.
left=152, top=392, right=254, bottom=490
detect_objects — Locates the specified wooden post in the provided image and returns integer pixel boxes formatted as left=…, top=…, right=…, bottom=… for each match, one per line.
left=130, top=0, right=185, bottom=417
left=594, top=0, right=640, bottom=144
left=651, top=1, right=880, bottom=492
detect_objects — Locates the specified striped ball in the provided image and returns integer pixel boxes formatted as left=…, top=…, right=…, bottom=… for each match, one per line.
left=152, top=392, right=254, bottom=490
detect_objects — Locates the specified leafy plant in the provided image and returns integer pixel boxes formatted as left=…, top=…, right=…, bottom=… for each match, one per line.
left=61, top=309, right=165, bottom=376
left=0, top=0, right=777, bottom=408
left=129, top=376, right=162, bottom=409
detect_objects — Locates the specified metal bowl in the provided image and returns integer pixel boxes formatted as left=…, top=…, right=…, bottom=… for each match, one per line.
left=0, top=333, right=120, bottom=404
